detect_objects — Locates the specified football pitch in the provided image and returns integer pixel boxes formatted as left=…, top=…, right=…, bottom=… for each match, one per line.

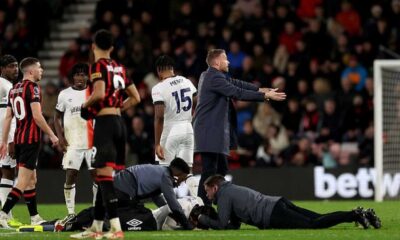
left=0, top=201, right=399, bottom=240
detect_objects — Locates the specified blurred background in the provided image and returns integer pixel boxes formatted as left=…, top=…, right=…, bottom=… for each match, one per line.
left=1, top=0, right=399, bottom=201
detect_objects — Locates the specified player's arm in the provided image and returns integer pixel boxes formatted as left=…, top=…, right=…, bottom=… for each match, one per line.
left=31, top=102, right=59, bottom=146
left=154, top=103, right=165, bottom=160
left=121, top=83, right=141, bottom=112
left=82, top=80, right=105, bottom=108
left=0, top=107, right=14, bottom=159
left=54, top=110, right=68, bottom=152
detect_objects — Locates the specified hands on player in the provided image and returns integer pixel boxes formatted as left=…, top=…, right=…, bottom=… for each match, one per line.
left=59, top=136, right=69, bottom=152
left=50, top=134, right=60, bottom=147
left=264, top=88, right=286, bottom=101
left=0, top=143, right=7, bottom=159
left=155, top=144, right=165, bottom=160
left=8, top=142, right=15, bottom=159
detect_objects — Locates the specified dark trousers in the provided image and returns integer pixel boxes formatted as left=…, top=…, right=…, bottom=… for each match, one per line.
left=270, top=198, right=356, bottom=229
left=198, top=152, right=228, bottom=205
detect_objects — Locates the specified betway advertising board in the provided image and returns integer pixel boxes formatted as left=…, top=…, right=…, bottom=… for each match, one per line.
left=35, top=167, right=399, bottom=202
left=230, top=167, right=400, bottom=200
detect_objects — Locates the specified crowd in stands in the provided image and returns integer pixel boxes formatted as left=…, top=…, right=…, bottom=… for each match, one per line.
left=3, top=0, right=399, bottom=170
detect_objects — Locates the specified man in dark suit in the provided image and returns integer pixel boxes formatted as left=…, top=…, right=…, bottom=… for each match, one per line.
left=193, top=49, right=286, bottom=204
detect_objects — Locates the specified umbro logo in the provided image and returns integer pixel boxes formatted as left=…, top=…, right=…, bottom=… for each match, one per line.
left=126, top=218, right=142, bottom=228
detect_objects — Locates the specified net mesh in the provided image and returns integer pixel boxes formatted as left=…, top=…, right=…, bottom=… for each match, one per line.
left=381, top=67, right=400, bottom=200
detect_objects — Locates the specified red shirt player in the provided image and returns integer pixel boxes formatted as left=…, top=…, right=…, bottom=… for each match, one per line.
left=71, top=29, right=140, bottom=239
left=0, top=57, right=59, bottom=228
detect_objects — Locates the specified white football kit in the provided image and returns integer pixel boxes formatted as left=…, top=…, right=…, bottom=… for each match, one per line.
left=56, top=87, right=94, bottom=170
left=151, top=75, right=197, bottom=166
left=151, top=195, right=204, bottom=230
left=0, top=77, right=16, bottom=168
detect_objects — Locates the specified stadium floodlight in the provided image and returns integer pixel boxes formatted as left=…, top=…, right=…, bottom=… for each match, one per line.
left=374, top=60, right=400, bottom=202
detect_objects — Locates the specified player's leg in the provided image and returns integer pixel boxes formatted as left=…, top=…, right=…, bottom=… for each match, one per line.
left=100, top=116, right=126, bottom=237
left=64, top=169, right=78, bottom=213
left=0, top=158, right=19, bottom=225
left=152, top=205, right=170, bottom=230
left=62, top=149, right=82, bottom=217
left=0, top=164, right=15, bottom=208
left=0, top=166, right=34, bottom=228
left=24, top=170, right=46, bottom=225
left=159, top=132, right=175, bottom=166
left=71, top=116, right=114, bottom=239
left=86, top=148, right=98, bottom=206
left=177, top=133, right=197, bottom=196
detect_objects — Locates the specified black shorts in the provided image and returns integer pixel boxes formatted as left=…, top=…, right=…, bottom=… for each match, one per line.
left=92, top=115, right=126, bottom=170
left=15, top=143, right=40, bottom=170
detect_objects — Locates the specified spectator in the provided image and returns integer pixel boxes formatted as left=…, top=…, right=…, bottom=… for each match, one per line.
left=265, top=124, right=289, bottom=155
left=341, top=55, right=368, bottom=92
left=255, top=139, right=281, bottom=167
left=299, top=99, right=320, bottom=139
left=227, top=40, right=246, bottom=77
left=253, top=102, right=281, bottom=136
left=238, top=120, right=262, bottom=167
left=127, top=116, right=154, bottom=165
left=317, top=98, right=343, bottom=142
left=335, top=1, right=361, bottom=36
left=59, top=40, right=82, bottom=82
left=279, top=21, right=302, bottom=54
left=282, top=98, right=302, bottom=138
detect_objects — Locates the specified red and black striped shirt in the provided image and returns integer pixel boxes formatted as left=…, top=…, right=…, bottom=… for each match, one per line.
left=7, top=80, right=41, bottom=144
left=88, top=58, right=132, bottom=116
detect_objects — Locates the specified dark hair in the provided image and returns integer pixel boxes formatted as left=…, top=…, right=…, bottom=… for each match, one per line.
left=93, top=29, right=114, bottom=50
left=68, top=63, right=89, bottom=82
left=206, top=49, right=225, bottom=66
left=20, top=57, right=39, bottom=72
left=155, top=55, right=175, bottom=72
left=0, top=55, right=17, bottom=67
left=204, top=175, right=225, bottom=187
left=170, top=157, right=190, bottom=174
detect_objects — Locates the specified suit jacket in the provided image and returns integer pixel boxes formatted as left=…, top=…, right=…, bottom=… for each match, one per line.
left=193, top=67, right=265, bottom=155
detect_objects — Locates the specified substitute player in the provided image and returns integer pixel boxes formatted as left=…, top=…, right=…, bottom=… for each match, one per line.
left=71, top=29, right=140, bottom=239
left=0, top=57, right=59, bottom=228
left=0, top=55, right=22, bottom=227
left=54, top=63, right=97, bottom=224
left=151, top=55, right=198, bottom=196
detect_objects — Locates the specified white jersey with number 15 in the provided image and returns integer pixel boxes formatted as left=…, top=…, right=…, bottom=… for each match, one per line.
left=151, top=75, right=197, bottom=130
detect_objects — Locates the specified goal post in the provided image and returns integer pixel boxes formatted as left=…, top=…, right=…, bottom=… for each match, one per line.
left=374, top=60, right=400, bottom=202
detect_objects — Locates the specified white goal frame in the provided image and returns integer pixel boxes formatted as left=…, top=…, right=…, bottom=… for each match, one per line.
left=374, top=60, right=400, bottom=201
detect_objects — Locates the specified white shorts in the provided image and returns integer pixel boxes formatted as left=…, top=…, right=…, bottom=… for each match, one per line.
left=157, top=133, right=194, bottom=167
left=62, top=148, right=94, bottom=170
left=0, top=155, right=16, bottom=168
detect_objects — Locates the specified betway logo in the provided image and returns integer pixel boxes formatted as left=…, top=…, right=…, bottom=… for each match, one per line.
left=314, top=167, right=400, bottom=198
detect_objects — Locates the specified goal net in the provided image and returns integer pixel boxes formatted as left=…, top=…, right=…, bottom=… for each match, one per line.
left=374, top=60, right=400, bottom=201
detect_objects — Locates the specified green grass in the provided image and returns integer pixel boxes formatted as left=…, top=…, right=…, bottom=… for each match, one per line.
left=0, top=201, right=399, bottom=240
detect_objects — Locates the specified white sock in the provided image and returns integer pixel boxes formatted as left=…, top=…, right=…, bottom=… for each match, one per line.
left=92, top=219, right=103, bottom=232
left=0, top=178, right=13, bottom=208
left=152, top=205, right=171, bottom=230
left=0, top=179, right=14, bottom=218
left=109, top=217, right=122, bottom=232
left=64, top=184, right=76, bottom=215
left=92, top=183, right=98, bottom=206
left=186, top=175, right=199, bottom=197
